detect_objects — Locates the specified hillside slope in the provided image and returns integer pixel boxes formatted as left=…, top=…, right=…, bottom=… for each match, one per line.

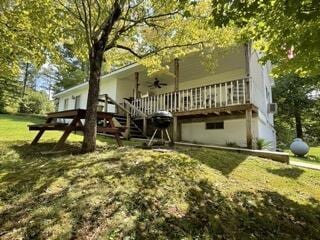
left=0, top=114, right=320, bottom=239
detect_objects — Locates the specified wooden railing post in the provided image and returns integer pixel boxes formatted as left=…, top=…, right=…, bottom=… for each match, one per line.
left=245, top=78, right=251, bottom=103
left=104, top=94, right=108, bottom=112
left=172, top=117, right=178, bottom=142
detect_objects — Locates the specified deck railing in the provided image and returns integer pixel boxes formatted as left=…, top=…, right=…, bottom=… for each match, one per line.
left=131, top=77, right=251, bottom=117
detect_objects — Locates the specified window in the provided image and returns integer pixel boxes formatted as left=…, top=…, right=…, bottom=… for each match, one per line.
left=266, top=87, right=270, bottom=102
left=74, top=95, right=81, bottom=109
left=64, top=98, right=69, bottom=110
left=206, top=122, right=224, bottom=130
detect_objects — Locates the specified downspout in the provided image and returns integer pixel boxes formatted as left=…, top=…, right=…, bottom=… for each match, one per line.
left=244, top=41, right=254, bottom=149
left=244, top=42, right=251, bottom=77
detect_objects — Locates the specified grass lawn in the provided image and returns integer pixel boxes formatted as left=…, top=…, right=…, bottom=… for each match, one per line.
left=288, top=146, right=320, bottom=166
left=1, top=114, right=320, bottom=239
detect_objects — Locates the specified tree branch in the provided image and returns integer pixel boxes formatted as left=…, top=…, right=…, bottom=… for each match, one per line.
left=115, top=41, right=205, bottom=58
left=105, top=10, right=180, bottom=50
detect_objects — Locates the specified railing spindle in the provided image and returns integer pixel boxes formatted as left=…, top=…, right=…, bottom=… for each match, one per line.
left=132, top=77, right=249, bottom=115
left=243, top=79, right=246, bottom=104
left=214, top=84, right=217, bottom=107
left=231, top=81, right=234, bottom=105
left=209, top=85, right=212, bottom=108
left=219, top=83, right=222, bottom=107
left=225, top=82, right=228, bottom=106
left=170, top=92, right=173, bottom=111
left=237, top=80, right=240, bottom=104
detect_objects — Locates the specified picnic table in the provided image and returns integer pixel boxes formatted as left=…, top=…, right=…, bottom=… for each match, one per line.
left=28, top=109, right=125, bottom=151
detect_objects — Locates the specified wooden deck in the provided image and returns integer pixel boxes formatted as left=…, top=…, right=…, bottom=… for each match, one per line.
left=130, top=77, right=251, bottom=117
left=174, top=103, right=258, bottom=118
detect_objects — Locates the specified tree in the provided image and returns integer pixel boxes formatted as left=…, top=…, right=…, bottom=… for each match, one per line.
left=53, top=45, right=88, bottom=93
left=211, top=0, right=320, bottom=77
left=19, top=88, right=54, bottom=114
left=0, top=0, right=67, bottom=111
left=273, top=74, right=319, bottom=140
left=0, top=75, right=20, bottom=113
left=2, top=0, right=237, bottom=152
left=53, top=0, right=236, bottom=152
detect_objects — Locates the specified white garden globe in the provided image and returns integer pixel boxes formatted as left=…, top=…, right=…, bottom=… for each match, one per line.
left=290, top=138, right=309, bottom=157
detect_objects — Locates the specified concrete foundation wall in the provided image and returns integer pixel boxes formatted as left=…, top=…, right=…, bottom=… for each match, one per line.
left=181, top=118, right=258, bottom=147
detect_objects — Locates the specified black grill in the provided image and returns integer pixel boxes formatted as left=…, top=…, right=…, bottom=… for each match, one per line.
left=151, top=111, right=173, bottom=129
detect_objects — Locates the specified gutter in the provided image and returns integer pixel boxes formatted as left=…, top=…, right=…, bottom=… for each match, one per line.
left=54, top=62, right=139, bottom=98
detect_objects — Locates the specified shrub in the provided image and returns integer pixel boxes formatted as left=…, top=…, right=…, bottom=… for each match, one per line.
left=226, top=141, right=239, bottom=148
left=19, top=89, right=54, bottom=115
left=255, top=138, right=272, bottom=150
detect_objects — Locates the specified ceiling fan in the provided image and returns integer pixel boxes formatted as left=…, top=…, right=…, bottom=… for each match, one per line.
left=147, top=78, right=168, bottom=89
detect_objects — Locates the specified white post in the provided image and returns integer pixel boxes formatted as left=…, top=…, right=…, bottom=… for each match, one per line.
left=204, top=86, right=207, bottom=109
left=219, top=83, right=222, bottom=107
left=237, top=80, right=240, bottom=104
left=243, top=79, right=246, bottom=104
left=209, top=85, right=212, bottom=108
left=231, top=81, right=234, bottom=105
left=225, top=82, right=228, bottom=106
left=189, top=89, right=193, bottom=109
left=195, top=88, right=198, bottom=109
left=170, top=92, right=173, bottom=111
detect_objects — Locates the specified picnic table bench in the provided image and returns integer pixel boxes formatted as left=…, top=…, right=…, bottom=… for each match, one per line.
left=28, top=109, right=125, bottom=151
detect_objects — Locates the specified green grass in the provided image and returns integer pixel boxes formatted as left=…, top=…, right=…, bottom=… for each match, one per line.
left=1, top=114, right=320, bottom=239
left=288, top=146, right=320, bottom=166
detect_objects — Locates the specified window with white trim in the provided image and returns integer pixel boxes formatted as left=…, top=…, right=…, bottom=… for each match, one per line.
left=74, top=95, right=81, bottom=109
left=64, top=98, right=69, bottom=110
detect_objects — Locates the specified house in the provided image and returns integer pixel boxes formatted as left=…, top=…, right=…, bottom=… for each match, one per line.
left=54, top=44, right=277, bottom=149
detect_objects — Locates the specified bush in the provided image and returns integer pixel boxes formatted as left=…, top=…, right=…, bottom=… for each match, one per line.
left=19, top=89, right=54, bottom=115
left=226, top=141, right=239, bottom=148
left=255, top=138, right=272, bottom=150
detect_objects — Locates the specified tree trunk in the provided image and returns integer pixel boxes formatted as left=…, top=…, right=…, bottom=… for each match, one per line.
left=81, top=46, right=104, bottom=153
left=22, top=63, right=29, bottom=97
left=294, top=110, right=303, bottom=138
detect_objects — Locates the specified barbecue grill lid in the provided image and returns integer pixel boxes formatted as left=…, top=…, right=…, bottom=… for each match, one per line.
left=152, top=111, right=173, bottom=118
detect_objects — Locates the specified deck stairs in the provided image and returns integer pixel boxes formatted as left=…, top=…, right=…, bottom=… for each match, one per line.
left=113, top=114, right=147, bottom=139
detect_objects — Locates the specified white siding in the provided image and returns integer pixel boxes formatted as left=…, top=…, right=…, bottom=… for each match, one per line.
left=53, top=45, right=277, bottom=148
left=57, top=88, right=88, bottom=112
left=181, top=118, right=258, bottom=147
left=249, top=50, right=276, bottom=146
left=256, top=114, right=277, bottom=150
left=100, top=77, right=117, bottom=112
left=249, top=51, right=274, bottom=122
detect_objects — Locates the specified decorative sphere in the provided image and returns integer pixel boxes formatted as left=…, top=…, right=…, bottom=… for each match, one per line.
left=290, top=138, right=309, bottom=157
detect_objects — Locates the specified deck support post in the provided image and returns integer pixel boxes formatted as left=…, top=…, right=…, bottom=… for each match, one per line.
left=246, top=108, right=253, bottom=149
left=173, top=116, right=181, bottom=142
left=134, top=72, right=140, bottom=99
left=143, top=117, right=147, bottom=136
left=125, top=113, right=131, bottom=139
left=174, top=58, right=179, bottom=92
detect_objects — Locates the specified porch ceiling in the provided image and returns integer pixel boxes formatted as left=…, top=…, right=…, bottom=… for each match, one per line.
left=118, top=48, right=245, bottom=86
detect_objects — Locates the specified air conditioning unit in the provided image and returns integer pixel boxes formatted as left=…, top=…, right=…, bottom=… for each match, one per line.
left=268, top=103, right=277, bottom=113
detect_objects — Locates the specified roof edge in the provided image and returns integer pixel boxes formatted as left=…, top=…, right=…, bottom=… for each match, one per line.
left=53, top=62, right=139, bottom=98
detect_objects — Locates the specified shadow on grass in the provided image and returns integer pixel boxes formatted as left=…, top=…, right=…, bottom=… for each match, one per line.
left=294, top=154, right=320, bottom=165
left=178, top=147, right=249, bottom=176
left=266, top=167, right=305, bottom=179
left=1, top=143, right=320, bottom=239
left=0, top=142, right=122, bottom=239
left=127, top=180, right=320, bottom=239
